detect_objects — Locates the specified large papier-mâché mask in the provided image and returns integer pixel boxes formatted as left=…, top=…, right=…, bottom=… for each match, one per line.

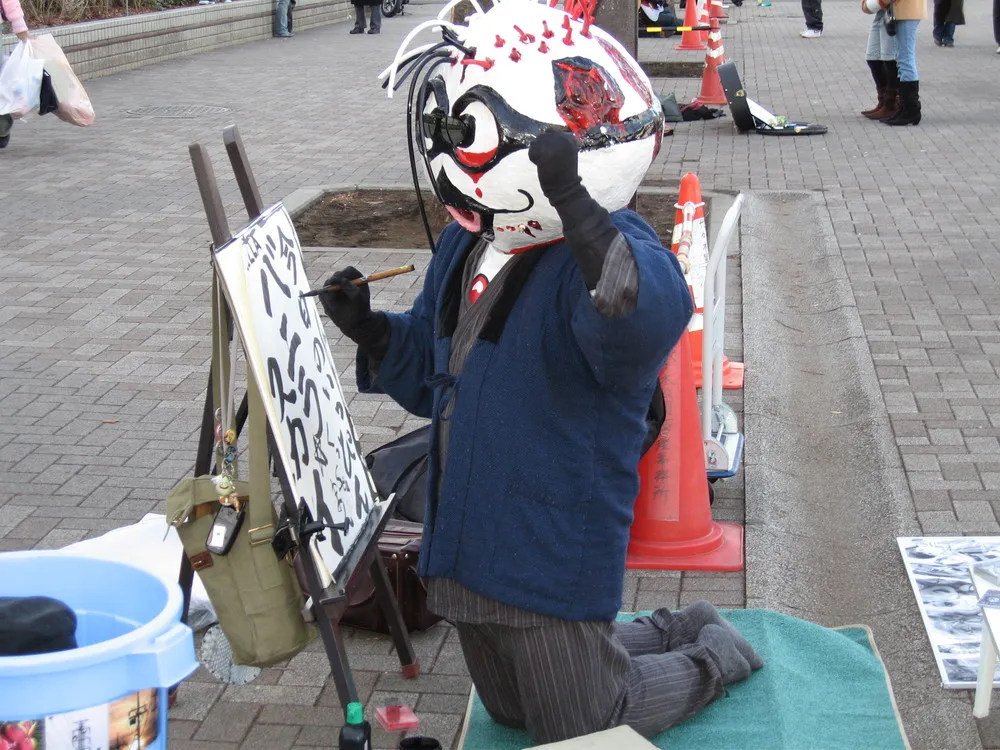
left=382, top=0, right=665, bottom=253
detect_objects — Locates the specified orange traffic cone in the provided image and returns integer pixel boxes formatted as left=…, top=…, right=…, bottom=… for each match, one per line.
left=709, top=0, right=728, bottom=20
left=697, top=0, right=711, bottom=43
left=670, top=172, right=745, bottom=391
left=675, top=0, right=707, bottom=50
left=626, top=330, right=744, bottom=571
left=692, top=18, right=729, bottom=107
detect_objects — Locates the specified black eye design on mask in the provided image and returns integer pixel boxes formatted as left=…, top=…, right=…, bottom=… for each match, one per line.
left=418, top=78, right=662, bottom=177
left=421, top=109, right=475, bottom=150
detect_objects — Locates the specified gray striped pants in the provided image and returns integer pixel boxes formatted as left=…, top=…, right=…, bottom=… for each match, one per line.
left=457, top=612, right=725, bottom=746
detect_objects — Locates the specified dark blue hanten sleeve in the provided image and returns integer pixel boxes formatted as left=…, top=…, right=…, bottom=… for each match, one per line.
left=355, top=223, right=464, bottom=417
left=568, top=209, right=693, bottom=390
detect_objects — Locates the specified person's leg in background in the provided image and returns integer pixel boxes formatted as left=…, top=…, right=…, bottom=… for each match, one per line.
left=350, top=1, right=366, bottom=33
left=873, top=9, right=900, bottom=119
left=886, top=19, right=921, bottom=125
left=0, top=114, right=12, bottom=149
left=933, top=0, right=946, bottom=43
left=863, top=12, right=889, bottom=117
left=933, top=0, right=956, bottom=45
left=287, top=0, right=296, bottom=34
left=274, top=0, right=291, bottom=37
left=800, top=0, right=823, bottom=36
left=368, top=2, right=381, bottom=33
left=994, top=0, right=999, bottom=51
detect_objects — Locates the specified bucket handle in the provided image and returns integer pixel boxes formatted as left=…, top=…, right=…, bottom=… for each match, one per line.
left=126, top=622, right=199, bottom=689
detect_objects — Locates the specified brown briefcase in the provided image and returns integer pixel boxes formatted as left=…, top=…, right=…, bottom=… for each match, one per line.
left=341, top=520, right=442, bottom=634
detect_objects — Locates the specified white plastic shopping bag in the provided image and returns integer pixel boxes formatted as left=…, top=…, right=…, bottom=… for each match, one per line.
left=27, top=34, right=95, bottom=127
left=0, top=41, right=43, bottom=119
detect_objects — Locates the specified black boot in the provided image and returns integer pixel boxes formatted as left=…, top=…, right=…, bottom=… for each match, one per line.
left=884, top=80, right=921, bottom=125
left=861, top=60, right=887, bottom=117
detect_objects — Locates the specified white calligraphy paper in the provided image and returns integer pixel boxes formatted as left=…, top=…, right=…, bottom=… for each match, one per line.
left=213, top=203, right=380, bottom=577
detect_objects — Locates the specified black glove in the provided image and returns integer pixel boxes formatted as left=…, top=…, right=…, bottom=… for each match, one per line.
left=319, top=266, right=390, bottom=358
left=529, top=129, right=584, bottom=204
left=529, top=130, right=622, bottom=290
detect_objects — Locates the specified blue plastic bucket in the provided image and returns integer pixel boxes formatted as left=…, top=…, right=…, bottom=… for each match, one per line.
left=0, top=551, right=198, bottom=749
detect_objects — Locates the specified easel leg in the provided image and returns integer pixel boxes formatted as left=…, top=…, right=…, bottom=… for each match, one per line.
left=370, top=552, right=421, bottom=678
left=211, top=123, right=421, bottom=708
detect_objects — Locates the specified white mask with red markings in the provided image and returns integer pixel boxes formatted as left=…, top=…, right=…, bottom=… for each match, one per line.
left=381, top=0, right=665, bottom=254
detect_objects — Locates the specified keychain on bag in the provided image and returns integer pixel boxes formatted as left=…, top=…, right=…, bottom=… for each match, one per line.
left=207, top=414, right=244, bottom=555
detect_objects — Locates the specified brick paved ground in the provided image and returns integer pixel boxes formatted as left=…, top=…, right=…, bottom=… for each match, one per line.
left=1, top=0, right=997, bottom=746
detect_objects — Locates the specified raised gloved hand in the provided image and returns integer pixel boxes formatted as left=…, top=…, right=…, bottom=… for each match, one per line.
left=529, top=130, right=621, bottom=293
left=319, top=266, right=390, bottom=357
left=528, top=129, right=584, bottom=207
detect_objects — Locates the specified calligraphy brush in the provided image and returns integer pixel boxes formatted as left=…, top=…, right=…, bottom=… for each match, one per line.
left=300, top=264, right=416, bottom=298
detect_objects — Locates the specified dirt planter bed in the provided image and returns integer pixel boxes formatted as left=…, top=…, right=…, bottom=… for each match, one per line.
left=291, top=187, right=684, bottom=250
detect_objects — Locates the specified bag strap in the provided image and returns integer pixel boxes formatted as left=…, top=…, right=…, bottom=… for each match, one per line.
left=178, top=274, right=250, bottom=623
left=246, top=368, right=275, bottom=542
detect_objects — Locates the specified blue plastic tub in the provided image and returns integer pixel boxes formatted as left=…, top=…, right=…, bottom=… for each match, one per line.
left=0, top=551, right=198, bottom=748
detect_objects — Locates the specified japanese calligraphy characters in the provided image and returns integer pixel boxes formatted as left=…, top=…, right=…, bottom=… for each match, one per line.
left=213, top=203, right=378, bottom=576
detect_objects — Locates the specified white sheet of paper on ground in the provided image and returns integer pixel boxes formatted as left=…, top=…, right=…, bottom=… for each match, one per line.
left=746, top=97, right=780, bottom=127
left=60, top=513, right=217, bottom=630
left=898, top=536, right=1000, bottom=689
left=528, top=725, right=657, bottom=749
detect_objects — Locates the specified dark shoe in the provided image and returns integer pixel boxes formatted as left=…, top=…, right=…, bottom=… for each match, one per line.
left=368, top=27, right=380, bottom=33
left=933, top=36, right=943, bottom=45
left=0, top=134, right=9, bottom=149
left=884, top=80, right=920, bottom=125
left=275, top=31, right=293, bottom=37
left=942, top=39, right=954, bottom=47
left=350, top=26, right=365, bottom=33
left=698, top=625, right=753, bottom=686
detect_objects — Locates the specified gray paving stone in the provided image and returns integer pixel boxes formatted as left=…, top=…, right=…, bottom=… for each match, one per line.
left=14, top=0, right=1000, bottom=744
left=240, top=724, right=302, bottom=749
left=194, top=702, right=260, bottom=744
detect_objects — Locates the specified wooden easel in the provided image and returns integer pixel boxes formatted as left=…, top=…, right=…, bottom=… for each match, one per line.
left=181, top=125, right=419, bottom=716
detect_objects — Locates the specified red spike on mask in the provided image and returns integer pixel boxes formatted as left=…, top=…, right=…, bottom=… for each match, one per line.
left=513, top=24, right=535, bottom=43
left=460, top=57, right=495, bottom=70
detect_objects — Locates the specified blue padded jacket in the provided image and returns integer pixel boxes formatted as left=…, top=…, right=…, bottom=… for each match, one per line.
left=356, top=209, right=692, bottom=621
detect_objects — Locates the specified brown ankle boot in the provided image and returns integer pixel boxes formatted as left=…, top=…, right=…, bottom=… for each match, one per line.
left=873, top=90, right=900, bottom=120
left=862, top=87, right=886, bottom=118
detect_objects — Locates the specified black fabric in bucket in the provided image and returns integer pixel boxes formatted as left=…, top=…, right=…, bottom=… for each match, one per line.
left=0, top=596, right=78, bottom=656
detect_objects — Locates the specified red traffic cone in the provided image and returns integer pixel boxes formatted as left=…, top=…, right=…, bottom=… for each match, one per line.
left=697, top=0, right=711, bottom=43
left=626, top=330, right=744, bottom=571
left=671, top=173, right=745, bottom=390
left=692, top=18, right=729, bottom=107
left=709, top=0, right=728, bottom=20
left=675, top=0, right=707, bottom=50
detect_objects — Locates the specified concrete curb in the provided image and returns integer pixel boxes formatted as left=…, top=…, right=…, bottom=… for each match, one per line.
left=741, top=190, right=981, bottom=750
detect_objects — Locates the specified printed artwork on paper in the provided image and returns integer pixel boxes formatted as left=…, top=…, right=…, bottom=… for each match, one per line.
left=1, top=688, right=159, bottom=750
left=212, top=203, right=380, bottom=577
left=898, top=536, right=1000, bottom=688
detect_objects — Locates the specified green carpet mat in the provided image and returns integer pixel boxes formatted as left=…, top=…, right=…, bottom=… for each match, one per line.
left=459, top=609, right=909, bottom=749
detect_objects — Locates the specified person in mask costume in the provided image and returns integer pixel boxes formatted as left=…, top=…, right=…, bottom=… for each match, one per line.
left=320, top=0, right=763, bottom=742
